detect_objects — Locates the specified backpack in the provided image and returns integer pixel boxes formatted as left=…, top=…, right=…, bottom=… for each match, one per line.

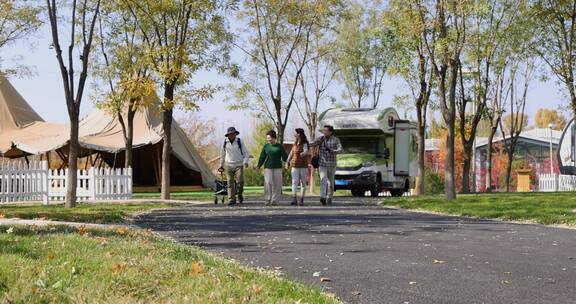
left=311, top=137, right=324, bottom=169
left=224, top=138, right=244, bottom=157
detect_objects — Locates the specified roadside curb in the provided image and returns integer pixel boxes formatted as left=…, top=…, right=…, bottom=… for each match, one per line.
left=0, top=218, right=132, bottom=229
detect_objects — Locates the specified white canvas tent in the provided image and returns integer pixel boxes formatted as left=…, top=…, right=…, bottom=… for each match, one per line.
left=0, top=76, right=215, bottom=188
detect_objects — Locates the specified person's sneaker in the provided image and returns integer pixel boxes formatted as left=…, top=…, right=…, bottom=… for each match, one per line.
left=238, top=194, right=244, bottom=204
left=290, top=197, right=298, bottom=206
left=265, top=200, right=272, bottom=206
left=320, top=197, right=327, bottom=205
left=327, top=198, right=333, bottom=205
left=228, top=200, right=237, bottom=206
left=298, top=197, right=304, bottom=206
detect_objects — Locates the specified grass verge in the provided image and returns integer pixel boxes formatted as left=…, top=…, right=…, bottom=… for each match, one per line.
left=0, top=225, right=339, bottom=304
left=384, top=192, right=576, bottom=226
left=0, top=203, right=178, bottom=224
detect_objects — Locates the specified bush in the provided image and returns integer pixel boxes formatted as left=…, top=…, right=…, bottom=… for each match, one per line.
left=425, top=170, right=445, bottom=194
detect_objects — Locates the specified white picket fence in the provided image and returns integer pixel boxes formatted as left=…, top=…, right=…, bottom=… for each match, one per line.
left=0, top=160, right=132, bottom=204
left=538, top=174, right=576, bottom=192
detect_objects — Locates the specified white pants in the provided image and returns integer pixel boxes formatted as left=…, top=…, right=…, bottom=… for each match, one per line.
left=319, top=166, right=336, bottom=199
left=264, top=168, right=283, bottom=203
left=291, top=167, right=308, bottom=198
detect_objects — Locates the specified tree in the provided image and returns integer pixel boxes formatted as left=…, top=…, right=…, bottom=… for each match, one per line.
left=233, top=0, right=333, bottom=143
left=124, top=0, right=231, bottom=199
left=502, top=112, right=529, bottom=133
left=485, top=68, right=508, bottom=192
left=417, top=0, right=469, bottom=200
left=45, top=0, right=101, bottom=208
left=94, top=0, right=155, bottom=168
left=499, top=61, right=534, bottom=192
left=0, top=1, right=42, bottom=75
left=179, top=114, right=219, bottom=162
left=249, top=118, right=275, bottom=160
left=532, top=0, right=576, bottom=119
left=534, top=108, right=567, bottom=130
left=387, top=0, right=434, bottom=195
left=293, top=2, right=341, bottom=142
left=334, top=1, right=398, bottom=108
left=457, top=0, right=526, bottom=193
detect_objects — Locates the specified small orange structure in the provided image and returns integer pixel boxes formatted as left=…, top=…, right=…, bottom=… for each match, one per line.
left=516, top=169, right=532, bottom=192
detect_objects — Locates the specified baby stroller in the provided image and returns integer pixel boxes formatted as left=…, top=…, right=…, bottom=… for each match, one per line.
left=214, top=168, right=237, bottom=204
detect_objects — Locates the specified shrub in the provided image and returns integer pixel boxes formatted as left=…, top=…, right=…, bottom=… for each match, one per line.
left=425, top=170, right=444, bottom=194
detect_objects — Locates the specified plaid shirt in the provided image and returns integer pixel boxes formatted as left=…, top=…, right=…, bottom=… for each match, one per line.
left=311, top=135, right=343, bottom=168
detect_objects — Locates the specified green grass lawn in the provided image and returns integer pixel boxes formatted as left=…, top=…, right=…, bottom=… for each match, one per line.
left=384, top=192, right=576, bottom=226
left=0, top=203, right=178, bottom=224
left=0, top=225, right=338, bottom=304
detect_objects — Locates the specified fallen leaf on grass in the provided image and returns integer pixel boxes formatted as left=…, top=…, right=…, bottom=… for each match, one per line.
left=116, top=227, right=129, bottom=236
left=47, top=254, right=55, bottom=261
left=191, top=262, right=204, bottom=275
left=112, top=263, right=126, bottom=273
left=250, top=284, right=263, bottom=294
left=105, top=251, right=114, bottom=258
left=77, top=226, right=88, bottom=236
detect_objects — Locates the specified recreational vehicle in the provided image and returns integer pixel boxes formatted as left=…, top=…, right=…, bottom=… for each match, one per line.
left=318, top=108, right=417, bottom=197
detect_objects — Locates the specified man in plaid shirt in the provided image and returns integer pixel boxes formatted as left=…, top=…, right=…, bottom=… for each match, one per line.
left=310, top=125, right=343, bottom=205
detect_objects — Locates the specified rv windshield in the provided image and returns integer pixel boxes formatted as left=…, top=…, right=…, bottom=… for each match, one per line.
left=338, top=136, right=380, bottom=154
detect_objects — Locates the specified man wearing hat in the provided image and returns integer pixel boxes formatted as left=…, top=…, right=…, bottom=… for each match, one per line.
left=219, top=127, right=250, bottom=205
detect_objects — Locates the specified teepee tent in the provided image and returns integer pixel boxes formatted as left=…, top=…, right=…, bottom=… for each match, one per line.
left=0, top=76, right=67, bottom=157
left=0, top=75, right=44, bottom=132
left=0, top=76, right=215, bottom=188
left=77, top=103, right=216, bottom=188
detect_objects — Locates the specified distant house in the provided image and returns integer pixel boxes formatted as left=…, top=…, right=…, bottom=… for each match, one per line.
left=474, top=128, right=561, bottom=191
left=425, top=138, right=442, bottom=173
left=424, top=128, right=561, bottom=191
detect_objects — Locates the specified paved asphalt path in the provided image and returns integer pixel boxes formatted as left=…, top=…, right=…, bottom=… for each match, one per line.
left=134, top=198, right=576, bottom=304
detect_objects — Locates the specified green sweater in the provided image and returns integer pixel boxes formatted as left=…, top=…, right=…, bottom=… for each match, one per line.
left=257, top=143, right=288, bottom=169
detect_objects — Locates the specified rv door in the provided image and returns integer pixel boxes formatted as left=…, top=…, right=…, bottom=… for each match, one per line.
left=394, top=120, right=411, bottom=176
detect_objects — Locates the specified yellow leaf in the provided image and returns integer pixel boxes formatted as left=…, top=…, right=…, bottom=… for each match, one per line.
left=77, top=226, right=88, bottom=236
left=47, top=254, right=55, bottom=261
left=116, top=227, right=129, bottom=235
left=250, top=284, right=263, bottom=294
left=191, top=262, right=204, bottom=275
left=112, top=263, right=126, bottom=273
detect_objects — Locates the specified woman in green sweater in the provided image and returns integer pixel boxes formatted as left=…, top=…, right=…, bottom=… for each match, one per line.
left=257, top=130, right=288, bottom=206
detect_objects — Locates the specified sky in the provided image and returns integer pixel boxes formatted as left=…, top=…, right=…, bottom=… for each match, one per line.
left=1, top=19, right=571, bottom=140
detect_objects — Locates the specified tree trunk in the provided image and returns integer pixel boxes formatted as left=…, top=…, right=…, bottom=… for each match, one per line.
left=505, top=150, right=513, bottom=192
left=125, top=110, right=135, bottom=168
left=486, top=131, right=495, bottom=192
left=277, top=122, right=285, bottom=144
left=65, top=115, right=79, bottom=208
left=161, top=86, right=175, bottom=200
left=445, top=120, right=456, bottom=200
left=461, top=143, right=473, bottom=194
left=416, top=119, right=426, bottom=195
